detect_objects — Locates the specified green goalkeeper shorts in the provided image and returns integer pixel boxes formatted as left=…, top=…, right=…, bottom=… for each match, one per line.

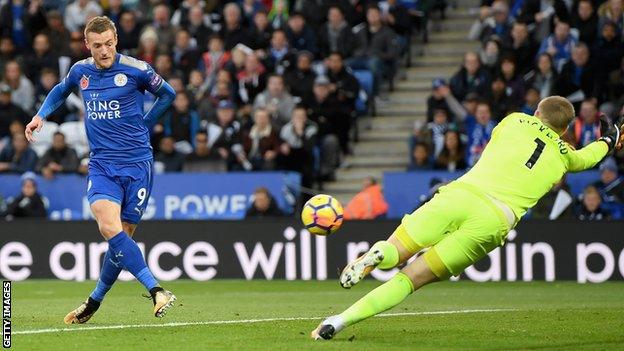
left=397, top=181, right=512, bottom=278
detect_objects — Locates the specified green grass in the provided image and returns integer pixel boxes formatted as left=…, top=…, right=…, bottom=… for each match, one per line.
left=9, top=280, right=624, bottom=350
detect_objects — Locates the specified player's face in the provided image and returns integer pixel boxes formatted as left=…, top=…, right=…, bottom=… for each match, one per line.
left=85, top=29, right=118, bottom=69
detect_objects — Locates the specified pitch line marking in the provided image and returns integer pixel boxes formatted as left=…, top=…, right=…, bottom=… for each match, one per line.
left=14, top=308, right=517, bottom=335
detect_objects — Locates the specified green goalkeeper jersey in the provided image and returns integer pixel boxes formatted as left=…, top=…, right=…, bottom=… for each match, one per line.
left=457, top=112, right=608, bottom=219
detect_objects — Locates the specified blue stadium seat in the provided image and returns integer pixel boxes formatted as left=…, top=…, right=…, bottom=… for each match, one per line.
left=353, top=70, right=374, bottom=116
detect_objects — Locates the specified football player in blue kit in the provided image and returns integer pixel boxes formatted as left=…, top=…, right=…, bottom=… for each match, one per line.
left=25, top=16, right=177, bottom=324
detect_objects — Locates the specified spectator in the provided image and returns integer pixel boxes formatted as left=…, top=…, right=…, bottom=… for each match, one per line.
left=524, top=53, right=558, bottom=99
left=520, top=87, right=540, bottom=115
left=554, top=43, right=598, bottom=103
left=592, top=21, right=624, bottom=92
left=249, top=9, right=273, bottom=50
left=465, top=102, right=497, bottom=166
left=241, top=0, right=266, bottom=26
left=503, top=22, right=537, bottom=75
left=0, top=83, right=28, bottom=139
left=285, top=12, right=317, bottom=56
left=1, top=172, right=47, bottom=219
left=154, top=54, right=174, bottom=81
left=350, top=5, right=399, bottom=95
left=207, top=100, right=245, bottom=171
left=36, top=131, right=80, bottom=179
left=343, top=177, right=389, bottom=220
left=221, top=2, right=253, bottom=51
left=279, top=107, right=318, bottom=188
left=468, top=0, right=512, bottom=43
left=253, top=74, right=296, bottom=128
left=237, top=53, right=268, bottom=107
left=149, top=4, right=176, bottom=54
left=0, top=119, right=24, bottom=154
left=498, top=56, right=525, bottom=105
left=183, top=132, right=227, bottom=172
left=267, top=0, right=289, bottom=29
left=379, top=0, right=412, bottom=52
left=199, top=36, right=232, bottom=89
left=136, top=27, right=160, bottom=65
left=284, top=51, right=316, bottom=101
left=68, top=32, right=89, bottom=64
left=3, top=60, right=34, bottom=113
left=450, top=51, right=491, bottom=101
left=531, top=177, right=574, bottom=219
left=0, top=0, right=46, bottom=52
left=186, top=5, right=213, bottom=51
left=319, top=6, right=355, bottom=59
left=488, top=76, right=517, bottom=122
left=41, top=10, right=71, bottom=57
left=64, top=0, right=103, bottom=33
left=306, top=75, right=350, bottom=156
left=245, top=186, right=284, bottom=218
left=172, top=29, right=201, bottom=82
left=536, top=20, right=577, bottom=70
left=417, top=109, right=452, bottom=158
left=242, top=109, right=281, bottom=170
left=326, top=52, right=360, bottom=118
left=23, top=33, right=59, bottom=82
left=104, top=0, right=125, bottom=26
left=571, top=0, right=599, bottom=45
left=434, top=129, right=467, bottom=171
left=117, top=11, right=142, bottom=54
left=592, top=157, right=624, bottom=217
left=263, top=29, right=296, bottom=74
left=479, top=38, right=502, bottom=74
left=606, top=57, right=624, bottom=104
left=566, top=99, right=601, bottom=148
left=408, top=142, right=433, bottom=171
left=576, top=185, right=611, bottom=220
left=597, top=0, right=624, bottom=33
left=155, top=136, right=185, bottom=173
left=0, top=132, right=38, bottom=173
left=0, top=37, right=18, bottom=76
left=171, top=0, right=208, bottom=28
left=162, top=92, right=200, bottom=154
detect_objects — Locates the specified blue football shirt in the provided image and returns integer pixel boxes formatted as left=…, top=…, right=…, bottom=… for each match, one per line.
left=48, top=53, right=167, bottom=163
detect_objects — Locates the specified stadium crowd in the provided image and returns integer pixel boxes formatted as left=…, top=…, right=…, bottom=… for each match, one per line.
left=409, top=0, right=624, bottom=219
left=0, top=0, right=425, bottom=188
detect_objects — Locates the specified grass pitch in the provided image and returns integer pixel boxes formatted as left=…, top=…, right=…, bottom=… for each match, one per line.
left=9, top=280, right=624, bottom=350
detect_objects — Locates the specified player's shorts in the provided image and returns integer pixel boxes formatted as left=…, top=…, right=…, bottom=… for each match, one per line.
left=397, top=181, right=512, bottom=278
left=87, top=158, right=154, bottom=225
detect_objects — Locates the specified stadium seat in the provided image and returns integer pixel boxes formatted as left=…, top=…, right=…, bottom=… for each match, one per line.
left=353, top=70, right=375, bottom=116
left=32, top=121, right=59, bottom=157
left=59, top=121, right=89, bottom=157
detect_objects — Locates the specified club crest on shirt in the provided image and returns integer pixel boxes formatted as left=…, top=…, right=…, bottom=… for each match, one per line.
left=114, top=73, right=128, bottom=87
left=80, top=75, right=89, bottom=90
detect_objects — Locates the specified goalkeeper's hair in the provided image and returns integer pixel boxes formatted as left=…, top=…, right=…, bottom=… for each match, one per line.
left=537, top=96, right=575, bottom=134
left=84, top=16, right=117, bottom=37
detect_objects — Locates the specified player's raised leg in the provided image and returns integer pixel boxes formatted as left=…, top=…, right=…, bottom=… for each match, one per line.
left=340, top=225, right=417, bottom=288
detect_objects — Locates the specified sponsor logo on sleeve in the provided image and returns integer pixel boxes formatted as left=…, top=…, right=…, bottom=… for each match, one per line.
left=148, top=73, right=163, bottom=90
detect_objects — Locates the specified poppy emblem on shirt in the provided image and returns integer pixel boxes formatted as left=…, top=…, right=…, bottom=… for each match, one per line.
left=114, top=73, right=128, bottom=87
left=80, top=75, right=89, bottom=90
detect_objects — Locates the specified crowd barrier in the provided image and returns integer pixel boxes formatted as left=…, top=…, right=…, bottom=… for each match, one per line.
left=0, top=172, right=300, bottom=220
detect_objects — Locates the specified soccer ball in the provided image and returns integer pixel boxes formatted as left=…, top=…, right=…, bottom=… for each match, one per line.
left=301, top=194, right=344, bottom=236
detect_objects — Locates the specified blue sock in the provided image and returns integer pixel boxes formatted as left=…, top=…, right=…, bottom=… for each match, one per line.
left=107, top=231, right=159, bottom=291
left=90, top=246, right=124, bottom=302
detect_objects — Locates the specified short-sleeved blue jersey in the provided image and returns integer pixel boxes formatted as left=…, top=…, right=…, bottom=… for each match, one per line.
left=44, top=53, right=169, bottom=163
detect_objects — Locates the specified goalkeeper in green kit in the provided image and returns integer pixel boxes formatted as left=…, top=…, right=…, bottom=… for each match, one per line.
left=311, top=96, right=624, bottom=340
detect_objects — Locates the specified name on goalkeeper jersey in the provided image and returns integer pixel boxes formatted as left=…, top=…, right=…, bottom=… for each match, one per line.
left=86, top=100, right=121, bottom=120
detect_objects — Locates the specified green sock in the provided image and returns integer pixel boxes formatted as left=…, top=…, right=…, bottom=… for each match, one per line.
left=340, top=272, right=414, bottom=327
left=371, top=240, right=399, bottom=269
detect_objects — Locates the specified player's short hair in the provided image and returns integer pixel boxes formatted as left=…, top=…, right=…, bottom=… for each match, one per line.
left=84, top=16, right=117, bottom=38
left=537, top=96, right=575, bottom=133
